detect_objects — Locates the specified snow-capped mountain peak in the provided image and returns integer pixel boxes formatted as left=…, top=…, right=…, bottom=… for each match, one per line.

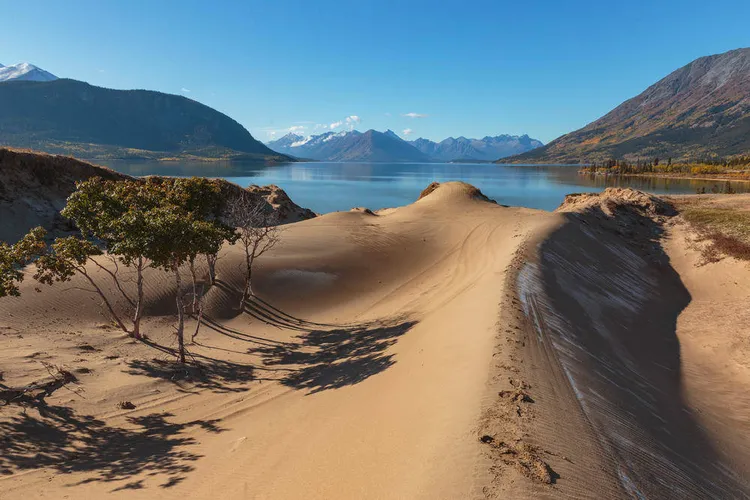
left=291, top=135, right=314, bottom=147
left=0, top=62, right=58, bottom=82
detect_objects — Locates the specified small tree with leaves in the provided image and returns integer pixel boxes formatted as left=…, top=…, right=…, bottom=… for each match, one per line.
left=60, top=178, right=164, bottom=338
left=228, top=195, right=281, bottom=310
left=147, top=207, right=231, bottom=363
left=133, top=177, right=233, bottom=362
left=0, top=227, right=47, bottom=298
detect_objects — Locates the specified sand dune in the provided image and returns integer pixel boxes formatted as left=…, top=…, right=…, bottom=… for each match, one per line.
left=507, top=189, right=750, bottom=498
left=2, top=183, right=750, bottom=498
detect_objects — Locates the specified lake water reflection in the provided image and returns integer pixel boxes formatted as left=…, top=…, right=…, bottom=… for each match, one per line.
left=95, top=161, right=748, bottom=213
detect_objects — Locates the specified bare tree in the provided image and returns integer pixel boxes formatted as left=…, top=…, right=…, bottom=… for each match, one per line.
left=228, top=195, right=282, bottom=310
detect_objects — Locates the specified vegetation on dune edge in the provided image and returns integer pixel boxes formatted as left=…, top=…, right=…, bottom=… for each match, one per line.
left=1, top=176, right=281, bottom=365
left=679, top=206, right=750, bottom=263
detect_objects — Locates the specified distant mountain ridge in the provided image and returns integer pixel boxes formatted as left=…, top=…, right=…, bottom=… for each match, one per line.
left=267, top=129, right=432, bottom=162
left=502, top=47, right=750, bottom=163
left=0, top=79, right=291, bottom=161
left=410, top=134, right=543, bottom=161
left=0, top=62, right=58, bottom=82
left=268, top=130, right=542, bottom=162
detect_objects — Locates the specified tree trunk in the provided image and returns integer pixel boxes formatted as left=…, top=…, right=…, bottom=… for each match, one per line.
left=206, top=253, right=217, bottom=285
left=189, top=258, right=198, bottom=314
left=239, top=249, right=252, bottom=310
left=175, top=265, right=186, bottom=364
left=81, top=269, right=128, bottom=334
left=132, top=257, right=144, bottom=339
left=191, top=283, right=205, bottom=342
left=246, top=264, right=253, bottom=298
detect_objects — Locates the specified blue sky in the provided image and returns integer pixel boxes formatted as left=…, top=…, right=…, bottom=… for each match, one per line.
left=2, top=0, right=749, bottom=144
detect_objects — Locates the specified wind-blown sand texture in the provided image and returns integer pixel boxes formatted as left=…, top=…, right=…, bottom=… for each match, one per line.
left=2, top=182, right=750, bottom=498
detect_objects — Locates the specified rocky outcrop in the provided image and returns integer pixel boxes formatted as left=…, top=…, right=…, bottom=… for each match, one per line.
left=245, top=184, right=316, bottom=223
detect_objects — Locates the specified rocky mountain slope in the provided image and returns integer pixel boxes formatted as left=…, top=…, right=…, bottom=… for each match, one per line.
left=0, top=79, right=292, bottom=161
left=502, top=47, right=750, bottom=163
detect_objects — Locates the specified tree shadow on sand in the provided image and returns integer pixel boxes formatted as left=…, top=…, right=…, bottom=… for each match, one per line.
left=0, top=400, right=223, bottom=490
left=126, top=284, right=418, bottom=395
left=247, top=319, right=418, bottom=394
left=125, top=340, right=255, bottom=394
left=203, top=286, right=420, bottom=394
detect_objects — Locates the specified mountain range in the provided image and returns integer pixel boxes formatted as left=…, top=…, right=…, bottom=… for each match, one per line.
left=267, top=130, right=543, bottom=162
left=0, top=77, right=290, bottom=161
left=409, top=134, right=543, bottom=161
left=502, top=47, right=750, bottom=163
left=0, top=62, right=58, bottom=82
left=267, top=130, right=431, bottom=162
left=5, top=48, right=750, bottom=165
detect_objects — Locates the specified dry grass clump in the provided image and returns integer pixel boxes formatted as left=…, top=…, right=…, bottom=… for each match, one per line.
left=701, top=231, right=750, bottom=262
left=681, top=208, right=750, bottom=239
left=680, top=207, right=750, bottom=262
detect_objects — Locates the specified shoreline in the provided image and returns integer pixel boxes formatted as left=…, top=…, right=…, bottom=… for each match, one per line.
left=578, top=170, right=750, bottom=184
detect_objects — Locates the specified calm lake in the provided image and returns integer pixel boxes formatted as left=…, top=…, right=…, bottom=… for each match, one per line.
left=96, top=161, right=749, bottom=213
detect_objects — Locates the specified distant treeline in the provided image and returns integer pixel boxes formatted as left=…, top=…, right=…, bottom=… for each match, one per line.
left=580, top=155, right=750, bottom=175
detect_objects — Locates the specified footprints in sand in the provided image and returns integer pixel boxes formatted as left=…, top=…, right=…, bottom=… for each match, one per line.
left=479, top=272, right=561, bottom=496
left=479, top=375, right=557, bottom=488
left=479, top=434, right=558, bottom=485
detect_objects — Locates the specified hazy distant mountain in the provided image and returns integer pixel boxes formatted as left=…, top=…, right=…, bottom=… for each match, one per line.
left=0, top=62, right=58, bottom=82
left=0, top=79, right=291, bottom=161
left=503, top=47, right=750, bottom=163
left=410, top=135, right=543, bottom=161
left=268, top=129, right=432, bottom=162
left=269, top=130, right=541, bottom=162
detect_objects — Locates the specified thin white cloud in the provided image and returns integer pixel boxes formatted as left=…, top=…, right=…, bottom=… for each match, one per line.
left=345, top=115, right=361, bottom=130
left=98, top=69, right=106, bottom=73
left=402, top=112, right=427, bottom=119
left=330, top=120, right=344, bottom=129
left=403, top=128, right=413, bottom=136
left=181, top=87, right=191, bottom=93
left=288, top=125, right=306, bottom=133
left=314, top=123, right=329, bottom=130
left=384, top=112, right=392, bottom=117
